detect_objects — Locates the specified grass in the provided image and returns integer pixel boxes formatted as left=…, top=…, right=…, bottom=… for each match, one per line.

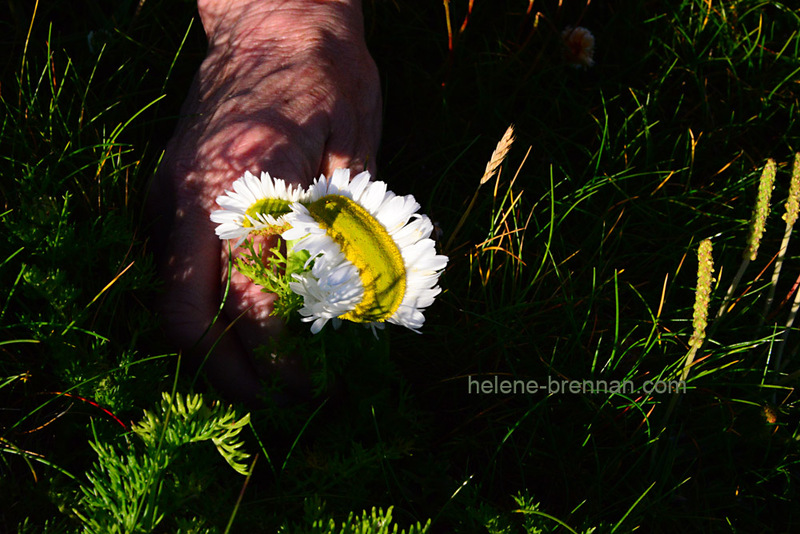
left=2, top=0, right=800, bottom=532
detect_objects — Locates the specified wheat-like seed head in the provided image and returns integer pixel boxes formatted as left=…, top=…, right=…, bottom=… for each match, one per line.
left=745, top=158, right=776, bottom=261
left=689, top=238, right=714, bottom=349
left=480, top=124, right=515, bottom=185
left=783, top=153, right=800, bottom=227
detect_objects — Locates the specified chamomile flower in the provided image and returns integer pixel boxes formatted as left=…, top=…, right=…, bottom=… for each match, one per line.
left=211, top=170, right=308, bottom=245
left=282, top=169, right=448, bottom=334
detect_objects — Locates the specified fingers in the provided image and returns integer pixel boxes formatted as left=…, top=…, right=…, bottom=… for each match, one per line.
left=152, top=179, right=263, bottom=402
left=320, top=57, right=382, bottom=178
left=321, top=126, right=380, bottom=179
left=191, top=319, right=264, bottom=404
left=321, top=110, right=382, bottom=178
left=221, top=233, right=284, bottom=349
left=156, top=199, right=221, bottom=351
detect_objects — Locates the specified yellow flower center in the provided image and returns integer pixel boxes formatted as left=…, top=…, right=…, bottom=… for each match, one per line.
left=306, top=194, right=407, bottom=323
left=243, top=198, right=294, bottom=228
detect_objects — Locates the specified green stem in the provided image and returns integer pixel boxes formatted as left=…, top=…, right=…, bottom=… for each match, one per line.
left=715, top=258, right=749, bottom=320
left=774, top=271, right=800, bottom=372
left=761, top=221, right=794, bottom=324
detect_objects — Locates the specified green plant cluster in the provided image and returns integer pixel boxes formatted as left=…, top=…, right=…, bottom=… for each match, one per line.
left=291, top=501, right=431, bottom=534
left=76, top=393, right=250, bottom=533
left=233, top=240, right=309, bottom=321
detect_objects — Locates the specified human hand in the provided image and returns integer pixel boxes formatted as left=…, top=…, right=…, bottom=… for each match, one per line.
left=149, top=0, right=381, bottom=401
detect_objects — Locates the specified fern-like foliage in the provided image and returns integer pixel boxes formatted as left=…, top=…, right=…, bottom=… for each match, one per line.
left=132, top=392, right=251, bottom=474
left=283, top=500, right=430, bottom=534
left=234, top=240, right=308, bottom=320
left=75, top=392, right=251, bottom=533
left=474, top=492, right=603, bottom=534
left=307, top=506, right=430, bottom=534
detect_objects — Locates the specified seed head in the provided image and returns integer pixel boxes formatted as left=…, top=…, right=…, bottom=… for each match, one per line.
left=690, top=239, right=714, bottom=349
left=782, top=153, right=800, bottom=227
left=745, top=159, right=776, bottom=261
left=480, top=124, right=515, bottom=185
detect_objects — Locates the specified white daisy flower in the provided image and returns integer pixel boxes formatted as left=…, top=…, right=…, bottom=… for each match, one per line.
left=282, top=169, right=448, bottom=334
left=210, top=170, right=309, bottom=245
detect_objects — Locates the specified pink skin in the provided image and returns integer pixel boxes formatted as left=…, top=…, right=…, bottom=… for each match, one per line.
left=150, top=0, right=381, bottom=401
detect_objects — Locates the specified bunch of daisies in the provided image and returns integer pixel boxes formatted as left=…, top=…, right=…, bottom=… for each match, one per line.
left=210, top=169, right=448, bottom=334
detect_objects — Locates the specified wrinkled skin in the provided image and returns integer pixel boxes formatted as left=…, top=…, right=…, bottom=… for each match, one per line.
left=149, top=0, right=382, bottom=401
